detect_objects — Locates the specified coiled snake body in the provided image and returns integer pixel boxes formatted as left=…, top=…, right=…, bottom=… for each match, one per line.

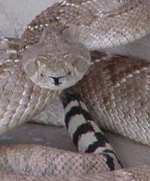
left=0, top=0, right=150, bottom=180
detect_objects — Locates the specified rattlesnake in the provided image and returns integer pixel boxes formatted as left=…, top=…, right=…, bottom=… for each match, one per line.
left=0, top=0, right=150, bottom=180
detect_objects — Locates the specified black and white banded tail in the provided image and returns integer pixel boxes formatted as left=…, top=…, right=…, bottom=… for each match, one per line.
left=60, top=89, right=122, bottom=171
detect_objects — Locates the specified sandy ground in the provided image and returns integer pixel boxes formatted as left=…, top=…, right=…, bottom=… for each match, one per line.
left=0, top=0, right=150, bottom=170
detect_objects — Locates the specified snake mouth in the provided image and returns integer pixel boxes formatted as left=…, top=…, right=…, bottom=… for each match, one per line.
left=48, top=76, right=63, bottom=86
left=48, top=71, right=72, bottom=86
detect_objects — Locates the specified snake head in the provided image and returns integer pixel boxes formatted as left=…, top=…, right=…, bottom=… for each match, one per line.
left=21, top=39, right=91, bottom=90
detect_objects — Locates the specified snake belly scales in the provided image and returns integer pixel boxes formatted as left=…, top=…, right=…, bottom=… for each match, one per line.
left=0, top=0, right=150, bottom=180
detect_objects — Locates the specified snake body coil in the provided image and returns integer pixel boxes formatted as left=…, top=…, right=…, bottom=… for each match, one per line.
left=0, top=0, right=150, bottom=180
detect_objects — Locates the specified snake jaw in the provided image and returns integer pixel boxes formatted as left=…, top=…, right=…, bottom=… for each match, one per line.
left=22, top=55, right=90, bottom=90
left=34, top=68, right=87, bottom=90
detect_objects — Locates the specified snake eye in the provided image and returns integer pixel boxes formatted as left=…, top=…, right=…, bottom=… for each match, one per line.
left=40, top=73, right=44, bottom=77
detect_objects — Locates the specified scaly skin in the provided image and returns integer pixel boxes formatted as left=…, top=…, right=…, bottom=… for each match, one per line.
left=0, top=37, right=150, bottom=180
left=34, top=51, right=150, bottom=146
left=0, top=0, right=150, bottom=180
left=21, top=0, right=150, bottom=50
left=0, top=37, right=61, bottom=135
